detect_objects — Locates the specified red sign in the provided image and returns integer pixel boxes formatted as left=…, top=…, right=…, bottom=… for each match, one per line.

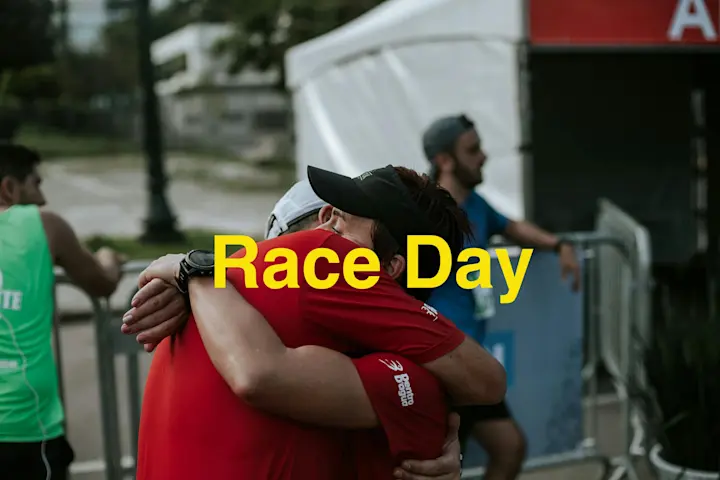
left=530, top=0, right=720, bottom=46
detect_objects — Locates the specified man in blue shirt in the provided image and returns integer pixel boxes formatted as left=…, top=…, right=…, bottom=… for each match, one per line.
left=423, top=115, right=581, bottom=480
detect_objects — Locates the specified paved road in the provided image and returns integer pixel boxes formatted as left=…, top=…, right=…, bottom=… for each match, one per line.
left=44, top=157, right=283, bottom=315
left=43, top=157, right=282, bottom=239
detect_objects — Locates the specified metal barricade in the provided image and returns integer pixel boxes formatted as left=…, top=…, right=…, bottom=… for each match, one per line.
left=462, top=199, right=651, bottom=479
left=460, top=241, right=610, bottom=479
left=595, top=199, right=652, bottom=480
left=54, top=261, right=149, bottom=480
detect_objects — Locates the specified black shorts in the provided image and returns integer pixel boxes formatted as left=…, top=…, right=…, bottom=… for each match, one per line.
left=0, top=435, right=75, bottom=480
left=455, top=401, right=513, bottom=450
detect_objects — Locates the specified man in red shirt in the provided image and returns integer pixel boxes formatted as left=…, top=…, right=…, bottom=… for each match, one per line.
left=126, top=179, right=463, bottom=480
left=129, top=166, right=506, bottom=479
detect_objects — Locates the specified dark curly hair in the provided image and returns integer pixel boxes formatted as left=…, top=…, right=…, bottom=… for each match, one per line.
left=371, top=166, right=473, bottom=302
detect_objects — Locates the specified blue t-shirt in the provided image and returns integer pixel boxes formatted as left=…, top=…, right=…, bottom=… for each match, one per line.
left=426, top=192, right=509, bottom=342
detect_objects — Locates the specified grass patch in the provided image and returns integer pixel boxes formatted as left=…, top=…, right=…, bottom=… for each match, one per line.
left=84, top=230, right=253, bottom=260
left=172, top=161, right=296, bottom=193
left=17, top=124, right=136, bottom=159
left=16, top=124, right=242, bottom=161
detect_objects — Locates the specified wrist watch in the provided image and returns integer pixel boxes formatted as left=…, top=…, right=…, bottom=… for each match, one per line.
left=176, top=250, right=215, bottom=295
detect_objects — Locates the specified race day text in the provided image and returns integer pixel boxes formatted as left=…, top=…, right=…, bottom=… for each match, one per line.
left=213, top=235, right=533, bottom=304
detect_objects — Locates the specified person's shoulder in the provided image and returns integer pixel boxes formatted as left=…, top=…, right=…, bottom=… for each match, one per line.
left=7, top=204, right=40, bottom=215
left=39, top=208, right=63, bottom=223
left=39, top=209, right=73, bottom=238
left=468, top=191, right=490, bottom=208
left=227, top=229, right=336, bottom=259
left=266, top=229, right=337, bottom=253
left=271, top=229, right=365, bottom=260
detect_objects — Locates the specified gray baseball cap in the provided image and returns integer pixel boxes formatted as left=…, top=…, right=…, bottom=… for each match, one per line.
left=422, top=114, right=476, bottom=161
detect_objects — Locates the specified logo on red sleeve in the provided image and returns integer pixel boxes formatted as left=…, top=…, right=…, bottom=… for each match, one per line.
left=394, top=373, right=414, bottom=407
left=378, top=359, right=415, bottom=406
left=379, top=359, right=404, bottom=371
left=421, top=303, right=438, bottom=321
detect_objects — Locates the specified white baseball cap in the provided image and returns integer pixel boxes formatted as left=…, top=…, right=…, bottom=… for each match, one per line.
left=265, top=180, right=329, bottom=239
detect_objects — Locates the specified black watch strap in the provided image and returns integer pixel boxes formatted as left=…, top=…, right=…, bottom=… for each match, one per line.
left=176, top=250, right=215, bottom=295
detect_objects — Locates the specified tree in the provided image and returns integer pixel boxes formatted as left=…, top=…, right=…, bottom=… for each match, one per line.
left=100, top=0, right=387, bottom=92
left=0, top=0, right=55, bottom=72
left=0, top=0, right=55, bottom=139
left=5, top=64, right=61, bottom=103
left=100, top=0, right=234, bottom=92
left=210, top=0, right=387, bottom=89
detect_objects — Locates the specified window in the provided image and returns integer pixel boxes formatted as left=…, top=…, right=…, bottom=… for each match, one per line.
left=156, top=54, right=187, bottom=82
left=254, top=110, right=289, bottom=130
left=221, top=111, right=246, bottom=122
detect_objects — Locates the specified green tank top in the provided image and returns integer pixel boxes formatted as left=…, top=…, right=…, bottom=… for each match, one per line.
left=0, top=205, right=64, bottom=441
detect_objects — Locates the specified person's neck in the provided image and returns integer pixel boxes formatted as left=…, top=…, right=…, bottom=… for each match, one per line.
left=437, top=175, right=472, bottom=205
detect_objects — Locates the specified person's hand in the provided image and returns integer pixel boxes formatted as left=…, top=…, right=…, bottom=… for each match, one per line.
left=121, top=277, right=189, bottom=352
left=394, top=413, right=462, bottom=480
left=95, top=247, right=126, bottom=283
left=136, top=253, right=185, bottom=289
left=96, top=246, right=126, bottom=264
left=559, top=243, right=581, bottom=291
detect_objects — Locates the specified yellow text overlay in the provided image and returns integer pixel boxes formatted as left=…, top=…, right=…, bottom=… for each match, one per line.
left=214, top=235, right=533, bottom=304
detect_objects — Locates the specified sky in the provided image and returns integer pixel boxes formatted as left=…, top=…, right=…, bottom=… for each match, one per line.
left=63, top=0, right=171, bottom=50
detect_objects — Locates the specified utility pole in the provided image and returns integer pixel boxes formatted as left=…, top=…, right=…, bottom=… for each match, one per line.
left=705, top=80, right=719, bottom=317
left=56, top=0, right=69, bottom=54
left=135, top=0, right=184, bottom=243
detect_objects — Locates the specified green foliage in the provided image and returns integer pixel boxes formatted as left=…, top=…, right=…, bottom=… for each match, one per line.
left=15, top=124, right=135, bottom=159
left=641, top=287, right=720, bottom=472
left=101, top=0, right=235, bottom=92
left=85, top=230, right=245, bottom=260
left=101, top=0, right=387, bottom=92
left=5, top=64, right=61, bottom=103
left=0, top=0, right=55, bottom=72
left=212, top=0, right=388, bottom=88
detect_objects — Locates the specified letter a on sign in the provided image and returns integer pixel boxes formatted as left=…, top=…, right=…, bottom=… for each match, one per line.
left=668, top=0, right=717, bottom=40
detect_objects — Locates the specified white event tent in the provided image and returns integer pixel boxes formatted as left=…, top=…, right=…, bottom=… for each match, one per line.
left=285, top=0, right=525, bottom=219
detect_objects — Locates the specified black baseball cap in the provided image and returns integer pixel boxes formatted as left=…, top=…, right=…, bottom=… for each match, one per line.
left=307, top=165, right=436, bottom=249
left=422, top=114, right=476, bottom=161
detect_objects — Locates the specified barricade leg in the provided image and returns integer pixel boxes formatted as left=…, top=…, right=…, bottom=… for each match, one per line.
left=127, top=354, right=141, bottom=460
left=93, top=297, right=124, bottom=480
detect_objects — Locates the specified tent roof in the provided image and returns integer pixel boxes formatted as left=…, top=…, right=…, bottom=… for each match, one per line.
left=285, top=0, right=522, bottom=88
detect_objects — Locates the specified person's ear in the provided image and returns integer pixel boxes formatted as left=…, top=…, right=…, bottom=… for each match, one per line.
left=0, top=177, right=19, bottom=205
left=435, top=153, right=455, bottom=174
left=384, top=254, right=407, bottom=280
left=318, top=205, right=333, bottom=223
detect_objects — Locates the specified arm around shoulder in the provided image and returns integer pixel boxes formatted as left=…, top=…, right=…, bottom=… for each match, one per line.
left=301, top=262, right=506, bottom=406
left=41, top=210, right=121, bottom=298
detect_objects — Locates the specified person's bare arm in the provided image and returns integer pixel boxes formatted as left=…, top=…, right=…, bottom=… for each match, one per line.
left=188, top=276, right=379, bottom=429
left=41, top=210, right=122, bottom=297
left=504, top=219, right=560, bottom=248
left=504, top=220, right=581, bottom=291
left=124, top=253, right=506, bottom=406
left=422, top=337, right=506, bottom=406
left=125, top=273, right=462, bottom=479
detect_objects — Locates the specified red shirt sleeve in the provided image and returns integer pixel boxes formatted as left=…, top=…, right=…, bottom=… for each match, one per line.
left=301, top=234, right=465, bottom=364
left=353, top=353, right=448, bottom=461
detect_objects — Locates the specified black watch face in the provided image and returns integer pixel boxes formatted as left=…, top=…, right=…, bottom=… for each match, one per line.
left=187, top=250, right=214, bottom=268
